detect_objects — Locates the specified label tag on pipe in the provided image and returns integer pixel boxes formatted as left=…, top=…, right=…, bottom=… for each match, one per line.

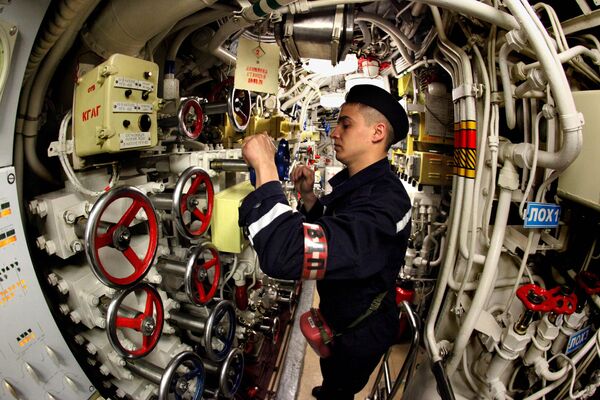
left=234, top=37, right=280, bottom=95
left=566, top=325, right=592, bottom=355
left=524, top=202, right=561, bottom=228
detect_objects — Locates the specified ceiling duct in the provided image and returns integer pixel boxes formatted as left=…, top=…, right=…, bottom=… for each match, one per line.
left=275, top=5, right=354, bottom=65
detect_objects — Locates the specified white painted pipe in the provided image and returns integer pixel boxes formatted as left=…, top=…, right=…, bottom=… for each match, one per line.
left=355, top=13, right=414, bottom=63
left=499, top=44, right=517, bottom=130
left=523, top=45, right=600, bottom=72
left=412, top=0, right=518, bottom=31
left=503, top=0, right=583, bottom=172
left=446, top=161, right=518, bottom=376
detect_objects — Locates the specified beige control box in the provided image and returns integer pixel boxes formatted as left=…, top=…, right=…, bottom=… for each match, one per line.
left=73, top=54, right=159, bottom=157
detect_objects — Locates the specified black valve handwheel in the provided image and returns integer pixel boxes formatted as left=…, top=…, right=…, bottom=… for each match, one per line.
left=178, top=98, right=205, bottom=140
left=85, top=186, right=159, bottom=288
left=172, top=166, right=214, bottom=239
left=158, top=351, right=205, bottom=400
left=217, top=348, right=245, bottom=398
left=203, top=300, right=236, bottom=362
left=185, top=242, right=221, bottom=305
left=106, top=283, right=164, bottom=359
left=227, top=88, right=251, bottom=132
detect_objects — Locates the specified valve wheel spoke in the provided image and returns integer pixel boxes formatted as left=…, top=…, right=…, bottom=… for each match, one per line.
left=123, top=246, right=143, bottom=270
left=117, top=200, right=143, bottom=227
left=96, top=230, right=114, bottom=248
left=116, top=316, right=143, bottom=330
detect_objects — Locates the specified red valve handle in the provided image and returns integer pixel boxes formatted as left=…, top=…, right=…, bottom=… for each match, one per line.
left=516, top=284, right=577, bottom=315
left=173, top=167, right=214, bottom=239
left=85, top=186, right=159, bottom=288
left=106, top=283, right=164, bottom=359
left=185, top=242, right=221, bottom=305
left=577, top=271, right=600, bottom=295
left=178, top=98, right=204, bottom=140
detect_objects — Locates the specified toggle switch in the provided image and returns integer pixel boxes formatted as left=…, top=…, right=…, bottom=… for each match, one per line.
left=64, top=375, right=79, bottom=393
left=24, top=362, right=41, bottom=383
left=2, top=380, right=19, bottom=399
left=45, top=345, right=62, bottom=366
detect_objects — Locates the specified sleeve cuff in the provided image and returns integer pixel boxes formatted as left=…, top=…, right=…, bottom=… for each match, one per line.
left=239, top=181, right=286, bottom=226
left=299, top=199, right=324, bottom=223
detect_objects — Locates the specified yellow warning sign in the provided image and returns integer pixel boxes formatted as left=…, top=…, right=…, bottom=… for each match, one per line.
left=234, top=37, right=280, bottom=95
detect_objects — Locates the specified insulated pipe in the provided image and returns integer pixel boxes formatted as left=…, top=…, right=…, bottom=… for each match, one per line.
left=208, top=0, right=302, bottom=65
left=82, top=0, right=218, bottom=58
left=446, top=161, right=519, bottom=376
left=166, top=9, right=233, bottom=61
left=411, top=0, right=518, bottom=31
left=502, top=0, right=583, bottom=172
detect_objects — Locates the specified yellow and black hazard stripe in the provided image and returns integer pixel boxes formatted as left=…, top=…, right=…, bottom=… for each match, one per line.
left=453, top=120, right=477, bottom=179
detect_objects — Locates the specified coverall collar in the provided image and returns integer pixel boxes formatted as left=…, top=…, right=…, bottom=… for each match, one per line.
left=322, top=157, right=390, bottom=206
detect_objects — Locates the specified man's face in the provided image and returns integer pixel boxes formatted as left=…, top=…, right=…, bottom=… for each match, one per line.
left=331, top=104, right=373, bottom=165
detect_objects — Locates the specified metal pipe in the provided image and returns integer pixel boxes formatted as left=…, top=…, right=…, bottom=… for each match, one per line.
left=203, top=101, right=228, bottom=115
left=157, top=256, right=186, bottom=276
left=388, top=301, right=420, bottom=399
left=411, top=0, right=518, bottom=30
left=150, top=193, right=175, bottom=211
left=446, top=161, right=518, bottom=375
left=126, top=359, right=163, bottom=384
left=503, top=0, right=583, bottom=172
left=169, top=310, right=206, bottom=332
left=209, top=159, right=249, bottom=172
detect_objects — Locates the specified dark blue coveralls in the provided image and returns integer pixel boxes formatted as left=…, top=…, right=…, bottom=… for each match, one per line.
left=239, top=157, right=411, bottom=399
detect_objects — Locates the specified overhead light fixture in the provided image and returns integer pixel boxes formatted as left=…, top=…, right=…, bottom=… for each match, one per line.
left=304, top=54, right=358, bottom=76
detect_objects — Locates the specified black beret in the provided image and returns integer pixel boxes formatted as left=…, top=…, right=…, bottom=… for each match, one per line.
left=345, top=84, right=409, bottom=143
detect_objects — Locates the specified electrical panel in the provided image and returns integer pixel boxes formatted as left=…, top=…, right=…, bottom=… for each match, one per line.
left=0, top=167, right=96, bottom=400
left=73, top=53, right=159, bottom=157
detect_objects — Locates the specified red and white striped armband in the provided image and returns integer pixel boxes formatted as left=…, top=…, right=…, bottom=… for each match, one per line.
left=302, top=223, right=328, bottom=280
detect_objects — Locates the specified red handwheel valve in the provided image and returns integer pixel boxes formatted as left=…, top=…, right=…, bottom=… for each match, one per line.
left=106, top=283, right=164, bottom=359
left=173, top=167, right=214, bottom=239
left=184, top=242, right=221, bottom=305
left=85, top=186, right=159, bottom=288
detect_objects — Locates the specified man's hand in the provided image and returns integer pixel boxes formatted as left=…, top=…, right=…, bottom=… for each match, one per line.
left=291, top=164, right=318, bottom=211
left=242, top=132, right=279, bottom=187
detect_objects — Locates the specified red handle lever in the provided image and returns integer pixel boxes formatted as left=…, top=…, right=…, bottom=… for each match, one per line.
left=516, top=284, right=577, bottom=315
left=577, top=271, right=600, bottom=295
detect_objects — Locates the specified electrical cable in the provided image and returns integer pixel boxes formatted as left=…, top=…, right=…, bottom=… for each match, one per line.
left=58, top=111, right=119, bottom=197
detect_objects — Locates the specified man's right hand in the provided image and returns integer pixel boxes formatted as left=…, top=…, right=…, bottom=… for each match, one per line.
left=291, top=164, right=318, bottom=211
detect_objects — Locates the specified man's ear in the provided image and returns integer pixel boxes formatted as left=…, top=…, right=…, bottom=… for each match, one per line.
left=371, top=122, right=387, bottom=144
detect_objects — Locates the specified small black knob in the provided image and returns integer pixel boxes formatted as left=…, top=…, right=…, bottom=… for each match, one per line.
left=144, top=71, right=152, bottom=79
left=124, top=89, right=132, bottom=98
left=142, top=91, right=150, bottom=101
left=123, top=120, right=130, bottom=128
left=139, top=115, right=152, bottom=132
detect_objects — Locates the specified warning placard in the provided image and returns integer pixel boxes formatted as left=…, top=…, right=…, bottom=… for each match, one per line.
left=234, top=37, right=280, bottom=95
